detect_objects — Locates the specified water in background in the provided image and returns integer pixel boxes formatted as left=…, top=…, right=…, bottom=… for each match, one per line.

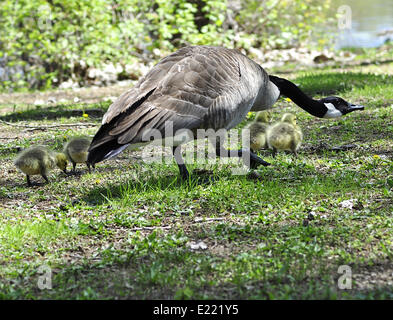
left=334, top=0, right=393, bottom=48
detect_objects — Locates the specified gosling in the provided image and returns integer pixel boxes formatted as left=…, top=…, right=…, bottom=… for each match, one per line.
left=245, top=110, right=272, bottom=152
left=14, top=145, right=68, bottom=186
left=63, top=137, right=94, bottom=173
left=266, top=113, right=303, bottom=157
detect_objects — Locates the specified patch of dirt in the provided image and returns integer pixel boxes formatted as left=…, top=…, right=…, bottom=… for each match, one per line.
left=352, top=262, right=393, bottom=291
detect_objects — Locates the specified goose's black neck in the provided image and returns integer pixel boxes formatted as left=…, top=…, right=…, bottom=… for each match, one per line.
left=269, top=75, right=327, bottom=118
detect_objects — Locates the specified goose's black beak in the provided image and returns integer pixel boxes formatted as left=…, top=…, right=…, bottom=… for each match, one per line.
left=342, top=104, right=365, bottom=115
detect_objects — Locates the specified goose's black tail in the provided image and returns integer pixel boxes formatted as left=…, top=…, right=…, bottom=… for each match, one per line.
left=87, top=124, right=126, bottom=165
left=87, top=88, right=156, bottom=165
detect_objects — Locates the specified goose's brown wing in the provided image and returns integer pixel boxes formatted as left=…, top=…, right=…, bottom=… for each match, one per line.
left=88, top=46, right=256, bottom=164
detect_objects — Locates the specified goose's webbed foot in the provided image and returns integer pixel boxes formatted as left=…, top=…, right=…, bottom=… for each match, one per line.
left=249, top=151, right=271, bottom=169
left=192, top=169, right=215, bottom=184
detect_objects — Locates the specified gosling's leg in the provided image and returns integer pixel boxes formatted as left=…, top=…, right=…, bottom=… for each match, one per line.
left=86, top=162, right=96, bottom=173
left=172, top=146, right=189, bottom=180
left=291, top=141, right=299, bottom=158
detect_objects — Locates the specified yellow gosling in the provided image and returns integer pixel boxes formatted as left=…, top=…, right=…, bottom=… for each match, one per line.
left=63, top=137, right=93, bottom=173
left=245, top=110, right=272, bottom=151
left=14, top=145, right=67, bottom=186
left=266, top=113, right=303, bottom=157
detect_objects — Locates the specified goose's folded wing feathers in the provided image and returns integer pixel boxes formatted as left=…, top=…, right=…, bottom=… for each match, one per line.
left=91, top=46, right=254, bottom=150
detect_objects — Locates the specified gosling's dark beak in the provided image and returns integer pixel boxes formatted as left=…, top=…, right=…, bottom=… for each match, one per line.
left=343, top=104, right=365, bottom=115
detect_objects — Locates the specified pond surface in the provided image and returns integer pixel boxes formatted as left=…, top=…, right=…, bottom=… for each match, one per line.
left=333, top=0, right=393, bottom=48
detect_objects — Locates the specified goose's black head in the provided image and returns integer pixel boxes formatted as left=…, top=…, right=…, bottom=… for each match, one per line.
left=319, top=96, right=364, bottom=118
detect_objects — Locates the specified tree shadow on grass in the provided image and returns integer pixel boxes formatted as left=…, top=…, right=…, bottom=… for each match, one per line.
left=82, top=169, right=214, bottom=206
left=0, top=104, right=107, bottom=122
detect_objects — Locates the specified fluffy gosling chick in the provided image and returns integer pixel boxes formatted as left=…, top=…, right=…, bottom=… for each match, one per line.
left=245, top=110, right=272, bottom=151
left=63, top=137, right=93, bottom=173
left=266, top=113, right=303, bottom=157
left=14, top=145, right=68, bottom=186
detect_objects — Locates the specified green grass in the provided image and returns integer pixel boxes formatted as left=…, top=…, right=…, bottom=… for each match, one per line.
left=0, top=60, right=392, bottom=299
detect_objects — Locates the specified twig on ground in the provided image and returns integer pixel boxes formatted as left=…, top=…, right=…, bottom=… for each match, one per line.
left=129, top=218, right=225, bottom=232
left=194, top=217, right=225, bottom=223
left=0, top=119, right=97, bottom=131
left=130, top=225, right=172, bottom=231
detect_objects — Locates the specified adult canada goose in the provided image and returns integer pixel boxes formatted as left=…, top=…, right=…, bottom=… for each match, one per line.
left=245, top=110, right=272, bottom=152
left=266, top=113, right=303, bottom=157
left=14, top=145, right=68, bottom=186
left=63, top=137, right=93, bottom=173
left=87, top=46, right=364, bottom=179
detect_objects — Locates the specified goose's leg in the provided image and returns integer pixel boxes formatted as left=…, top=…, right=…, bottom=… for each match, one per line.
left=86, top=162, right=91, bottom=173
left=42, top=175, right=49, bottom=184
left=26, top=175, right=32, bottom=187
left=72, top=161, right=77, bottom=173
left=213, top=139, right=271, bottom=168
left=172, top=146, right=190, bottom=180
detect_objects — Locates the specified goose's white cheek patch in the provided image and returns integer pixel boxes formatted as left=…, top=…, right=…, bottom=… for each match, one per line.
left=323, top=103, right=343, bottom=119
